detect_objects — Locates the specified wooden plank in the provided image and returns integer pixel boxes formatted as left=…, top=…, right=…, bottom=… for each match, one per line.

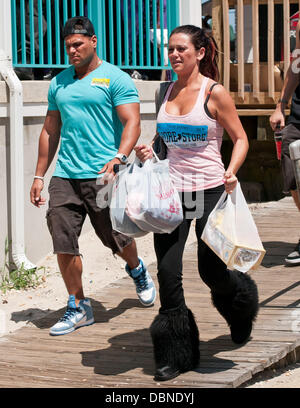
left=267, top=0, right=275, bottom=99
left=230, top=90, right=283, bottom=104
left=237, top=0, right=245, bottom=100
left=222, top=0, right=230, bottom=90
left=229, top=0, right=298, bottom=5
left=212, top=0, right=223, bottom=83
left=252, top=0, right=260, bottom=98
left=237, top=108, right=290, bottom=116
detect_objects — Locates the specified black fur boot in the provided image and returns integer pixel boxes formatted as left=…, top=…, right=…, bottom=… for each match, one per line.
left=150, top=304, right=200, bottom=381
left=211, top=272, right=259, bottom=344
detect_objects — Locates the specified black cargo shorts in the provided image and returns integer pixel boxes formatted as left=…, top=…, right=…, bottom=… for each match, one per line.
left=281, top=123, right=300, bottom=193
left=46, top=176, right=133, bottom=255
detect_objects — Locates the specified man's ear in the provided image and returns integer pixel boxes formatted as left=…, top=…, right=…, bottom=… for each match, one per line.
left=91, top=34, right=97, bottom=49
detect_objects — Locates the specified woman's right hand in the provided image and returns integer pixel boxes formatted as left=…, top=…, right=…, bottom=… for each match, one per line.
left=134, top=144, right=153, bottom=162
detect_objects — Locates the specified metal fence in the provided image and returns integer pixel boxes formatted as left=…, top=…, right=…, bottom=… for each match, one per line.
left=11, top=0, right=179, bottom=70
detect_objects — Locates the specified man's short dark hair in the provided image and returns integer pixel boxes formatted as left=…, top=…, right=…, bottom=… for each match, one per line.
left=63, top=16, right=95, bottom=39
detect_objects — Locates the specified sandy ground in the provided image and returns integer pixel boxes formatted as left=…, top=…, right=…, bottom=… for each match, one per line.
left=0, top=203, right=299, bottom=388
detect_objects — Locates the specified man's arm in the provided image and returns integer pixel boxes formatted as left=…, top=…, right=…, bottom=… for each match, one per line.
left=98, top=102, right=141, bottom=178
left=30, top=110, right=61, bottom=207
left=270, top=20, right=300, bottom=130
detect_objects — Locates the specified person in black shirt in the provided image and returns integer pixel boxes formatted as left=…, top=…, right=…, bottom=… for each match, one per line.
left=270, top=19, right=300, bottom=265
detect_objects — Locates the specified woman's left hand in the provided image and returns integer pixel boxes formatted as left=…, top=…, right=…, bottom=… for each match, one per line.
left=134, top=144, right=153, bottom=162
left=223, top=170, right=237, bottom=194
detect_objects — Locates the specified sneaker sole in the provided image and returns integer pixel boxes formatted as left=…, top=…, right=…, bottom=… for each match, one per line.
left=49, top=317, right=95, bottom=336
left=285, top=258, right=300, bottom=265
left=138, top=286, right=156, bottom=307
left=138, top=295, right=156, bottom=307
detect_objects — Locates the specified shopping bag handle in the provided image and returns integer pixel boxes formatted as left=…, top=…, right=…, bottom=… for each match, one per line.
left=211, top=181, right=240, bottom=212
left=151, top=147, right=160, bottom=162
left=136, top=147, right=161, bottom=169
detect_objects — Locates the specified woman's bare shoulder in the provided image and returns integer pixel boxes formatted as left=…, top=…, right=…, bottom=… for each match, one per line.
left=204, top=79, right=230, bottom=108
left=204, top=78, right=226, bottom=97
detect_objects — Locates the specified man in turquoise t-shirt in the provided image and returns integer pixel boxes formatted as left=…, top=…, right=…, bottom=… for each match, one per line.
left=30, top=17, right=156, bottom=336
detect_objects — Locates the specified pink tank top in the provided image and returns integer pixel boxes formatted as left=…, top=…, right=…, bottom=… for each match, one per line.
left=157, top=76, right=225, bottom=192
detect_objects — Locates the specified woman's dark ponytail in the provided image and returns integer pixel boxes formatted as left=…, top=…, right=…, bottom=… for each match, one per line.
left=170, top=25, right=219, bottom=81
left=199, top=33, right=219, bottom=81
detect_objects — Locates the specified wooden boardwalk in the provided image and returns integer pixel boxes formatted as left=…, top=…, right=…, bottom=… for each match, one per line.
left=0, top=197, right=300, bottom=388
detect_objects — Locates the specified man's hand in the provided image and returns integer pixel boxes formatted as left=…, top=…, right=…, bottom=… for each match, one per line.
left=270, top=108, right=285, bottom=131
left=98, top=158, right=121, bottom=184
left=30, top=179, right=46, bottom=208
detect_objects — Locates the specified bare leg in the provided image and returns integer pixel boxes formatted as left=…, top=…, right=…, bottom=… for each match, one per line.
left=116, top=239, right=139, bottom=269
left=57, top=253, right=84, bottom=306
left=57, top=240, right=139, bottom=306
left=291, top=190, right=300, bottom=211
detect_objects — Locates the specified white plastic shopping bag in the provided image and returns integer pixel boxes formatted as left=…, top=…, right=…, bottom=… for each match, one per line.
left=110, top=163, right=148, bottom=238
left=201, top=182, right=265, bottom=272
left=126, top=154, right=183, bottom=234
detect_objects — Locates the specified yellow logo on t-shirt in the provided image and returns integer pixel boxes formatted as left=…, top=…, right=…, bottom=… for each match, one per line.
left=91, top=78, right=110, bottom=88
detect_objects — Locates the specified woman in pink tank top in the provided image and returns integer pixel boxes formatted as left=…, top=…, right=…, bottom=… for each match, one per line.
left=135, top=25, right=259, bottom=382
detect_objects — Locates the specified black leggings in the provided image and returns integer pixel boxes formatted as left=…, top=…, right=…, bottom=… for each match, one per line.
left=154, top=184, right=239, bottom=312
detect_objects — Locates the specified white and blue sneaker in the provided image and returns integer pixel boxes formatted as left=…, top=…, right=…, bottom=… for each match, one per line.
left=49, top=295, right=95, bottom=336
left=285, top=239, right=300, bottom=265
left=125, top=258, right=156, bottom=307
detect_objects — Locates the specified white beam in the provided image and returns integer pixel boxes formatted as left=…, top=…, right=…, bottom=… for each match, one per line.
left=179, top=0, right=202, bottom=27
left=0, top=0, right=12, bottom=65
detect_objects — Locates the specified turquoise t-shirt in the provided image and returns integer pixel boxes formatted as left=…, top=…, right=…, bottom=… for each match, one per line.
left=48, top=60, right=139, bottom=178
